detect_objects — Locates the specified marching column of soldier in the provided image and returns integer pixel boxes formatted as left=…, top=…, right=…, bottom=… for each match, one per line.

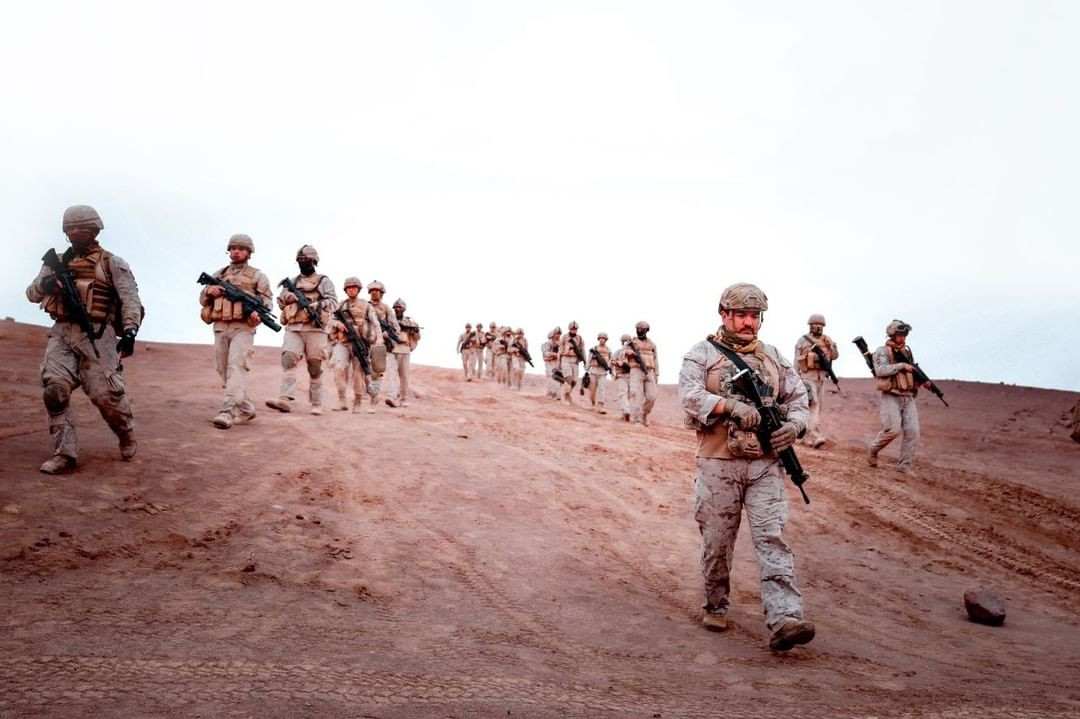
left=29, top=204, right=965, bottom=652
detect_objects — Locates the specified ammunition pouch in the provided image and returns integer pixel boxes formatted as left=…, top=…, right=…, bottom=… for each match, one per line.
left=725, top=422, right=764, bottom=459
left=369, top=344, right=387, bottom=375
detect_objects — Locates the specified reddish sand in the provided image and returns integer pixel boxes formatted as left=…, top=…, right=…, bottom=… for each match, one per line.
left=2, top=318, right=1079, bottom=718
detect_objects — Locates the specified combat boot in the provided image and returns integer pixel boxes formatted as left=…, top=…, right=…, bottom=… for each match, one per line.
left=702, top=612, right=728, bottom=633
left=40, top=455, right=75, bottom=475
left=266, top=398, right=292, bottom=413
left=212, top=412, right=234, bottom=429
left=310, top=405, right=323, bottom=416
left=119, top=431, right=137, bottom=460
left=385, top=397, right=399, bottom=408
left=867, top=448, right=878, bottom=467
left=333, top=392, right=348, bottom=411
left=769, top=620, right=815, bottom=651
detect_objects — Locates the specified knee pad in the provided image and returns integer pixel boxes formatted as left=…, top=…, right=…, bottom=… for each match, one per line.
left=307, top=358, right=323, bottom=378
left=43, top=382, right=71, bottom=414
left=281, top=351, right=302, bottom=370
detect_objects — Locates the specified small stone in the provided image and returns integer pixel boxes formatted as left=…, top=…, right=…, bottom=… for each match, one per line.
left=964, top=589, right=1007, bottom=626
left=241, top=563, right=256, bottom=573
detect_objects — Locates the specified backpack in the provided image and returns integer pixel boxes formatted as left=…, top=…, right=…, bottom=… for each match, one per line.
left=102, top=251, right=147, bottom=337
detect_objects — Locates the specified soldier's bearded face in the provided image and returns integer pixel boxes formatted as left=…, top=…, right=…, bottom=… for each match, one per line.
left=809, top=323, right=824, bottom=337
left=65, top=227, right=99, bottom=252
left=892, top=333, right=907, bottom=348
left=721, top=309, right=762, bottom=339
left=298, top=260, right=316, bottom=275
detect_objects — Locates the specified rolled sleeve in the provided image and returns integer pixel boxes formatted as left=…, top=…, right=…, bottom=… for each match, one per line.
left=678, top=342, right=722, bottom=426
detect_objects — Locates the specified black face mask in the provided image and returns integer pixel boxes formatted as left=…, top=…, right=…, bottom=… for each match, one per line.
left=636, top=330, right=648, bottom=339
left=298, top=261, right=315, bottom=275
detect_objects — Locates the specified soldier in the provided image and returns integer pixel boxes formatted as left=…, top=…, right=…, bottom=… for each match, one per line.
left=490, top=327, right=509, bottom=385
left=542, top=327, right=563, bottom=399
left=365, top=280, right=400, bottom=409
left=456, top=323, right=476, bottom=381
left=611, top=333, right=633, bottom=420
left=386, top=298, right=421, bottom=408
left=626, top=321, right=659, bottom=426
left=678, top=282, right=814, bottom=651
left=475, top=321, right=488, bottom=380
left=266, top=245, right=337, bottom=415
left=868, top=320, right=929, bottom=475
left=198, top=234, right=272, bottom=429
left=327, top=277, right=381, bottom=413
left=587, top=332, right=613, bottom=413
left=508, top=328, right=528, bottom=391
left=794, top=313, right=839, bottom=448
left=558, top=321, right=586, bottom=404
left=484, top=322, right=498, bottom=380
left=26, top=204, right=142, bottom=474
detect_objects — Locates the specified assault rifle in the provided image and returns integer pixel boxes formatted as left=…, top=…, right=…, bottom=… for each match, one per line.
left=590, top=347, right=612, bottom=374
left=279, top=277, right=325, bottom=329
left=379, top=318, right=404, bottom=351
left=853, top=336, right=948, bottom=406
left=810, top=344, right=840, bottom=390
left=730, top=367, right=811, bottom=504
left=334, top=308, right=372, bottom=376
left=512, top=341, right=534, bottom=367
left=197, top=272, right=281, bottom=331
left=41, top=248, right=103, bottom=358
left=570, top=336, right=588, bottom=393
left=626, top=338, right=647, bottom=371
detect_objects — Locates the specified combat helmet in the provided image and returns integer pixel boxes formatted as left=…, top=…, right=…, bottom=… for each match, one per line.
left=296, top=245, right=320, bottom=263
left=886, top=319, right=912, bottom=337
left=343, top=276, right=363, bottom=290
left=807, top=313, right=826, bottom=325
left=597, top=332, right=609, bottom=340
left=367, top=280, right=385, bottom=293
left=719, top=282, right=768, bottom=312
left=620, top=334, right=631, bottom=344
left=62, top=205, right=104, bottom=231
left=568, top=321, right=579, bottom=330
left=227, top=234, right=254, bottom=253
left=392, top=298, right=406, bottom=310
left=635, top=321, right=650, bottom=331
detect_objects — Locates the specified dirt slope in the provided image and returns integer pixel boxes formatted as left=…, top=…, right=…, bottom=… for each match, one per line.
left=2, top=319, right=1079, bottom=718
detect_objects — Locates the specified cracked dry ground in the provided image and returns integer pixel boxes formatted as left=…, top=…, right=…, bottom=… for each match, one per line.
left=2, top=321, right=1080, bottom=718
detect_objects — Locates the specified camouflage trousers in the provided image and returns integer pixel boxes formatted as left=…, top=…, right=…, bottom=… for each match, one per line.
left=559, top=357, right=580, bottom=402
left=385, top=351, right=410, bottom=403
left=628, top=367, right=657, bottom=423
left=509, top=356, right=525, bottom=390
left=870, top=393, right=920, bottom=470
left=614, top=374, right=630, bottom=416
left=280, top=328, right=328, bottom=407
left=330, top=343, right=379, bottom=406
left=214, top=322, right=256, bottom=419
left=693, top=456, right=805, bottom=633
left=587, top=369, right=607, bottom=407
left=461, top=348, right=479, bottom=380
left=40, top=321, right=134, bottom=460
left=801, top=375, right=826, bottom=445
left=544, top=360, right=560, bottom=398
left=484, top=347, right=495, bottom=379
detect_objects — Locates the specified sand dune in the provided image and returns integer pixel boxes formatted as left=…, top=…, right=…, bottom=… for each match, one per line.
left=2, top=319, right=1079, bottom=718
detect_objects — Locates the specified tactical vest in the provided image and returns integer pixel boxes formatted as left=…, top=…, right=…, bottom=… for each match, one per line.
left=561, top=334, right=583, bottom=358
left=697, top=344, right=782, bottom=459
left=797, top=334, right=827, bottom=373
left=492, top=338, right=508, bottom=356
left=627, top=338, right=657, bottom=371
left=334, top=297, right=374, bottom=343
left=398, top=317, right=420, bottom=351
left=41, top=247, right=115, bottom=325
left=281, top=274, right=328, bottom=326
left=876, top=346, right=915, bottom=394
left=204, top=264, right=260, bottom=323
left=589, top=344, right=612, bottom=370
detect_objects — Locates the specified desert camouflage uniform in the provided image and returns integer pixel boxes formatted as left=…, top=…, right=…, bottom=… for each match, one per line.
left=273, top=272, right=337, bottom=411
left=542, top=330, right=562, bottom=399
left=559, top=330, right=586, bottom=403
left=199, top=257, right=271, bottom=424
left=27, top=221, right=142, bottom=469
left=328, top=296, right=381, bottom=412
left=475, top=323, right=488, bottom=380
left=794, top=331, right=839, bottom=447
left=508, top=331, right=528, bottom=391
left=679, top=337, right=809, bottom=633
left=386, top=299, right=420, bottom=407
left=484, top=324, right=497, bottom=379
left=367, top=292, right=401, bottom=407
left=627, top=337, right=659, bottom=425
left=869, top=341, right=921, bottom=471
left=587, top=339, right=612, bottom=411
left=457, top=326, right=479, bottom=381
left=610, top=338, right=633, bottom=420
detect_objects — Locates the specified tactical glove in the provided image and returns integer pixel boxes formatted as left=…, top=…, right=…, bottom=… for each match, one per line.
left=116, top=329, right=137, bottom=357
left=726, top=399, right=761, bottom=430
left=770, top=422, right=798, bottom=452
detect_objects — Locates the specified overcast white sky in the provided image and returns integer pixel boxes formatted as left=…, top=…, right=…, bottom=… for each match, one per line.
left=2, top=1, right=1077, bottom=391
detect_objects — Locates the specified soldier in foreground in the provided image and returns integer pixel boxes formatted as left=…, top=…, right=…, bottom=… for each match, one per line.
left=456, top=323, right=477, bottom=381
left=508, top=328, right=529, bottom=391
left=611, top=334, right=633, bottom=420
left=365, top=281, right=400, bottom=410
left=198, top=234, right=272, bottom=429
left=627, top=321, right=659, bottom=425
left=266, top=245, right=337, bottom=415
left=587, top=332, right=612, bottom=413
left=678, top=282, right=814, bottom=651
left=327, top=277, right=381, bottom=413
left=559, top=321, right=585, bottom=404
left=386, top=298, right=421, bottom=408
left=26, top=205, right=142, bottom=474
left=794, top=313, right=839, bottom=448
left=867, top=320, right=928, bottom=475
